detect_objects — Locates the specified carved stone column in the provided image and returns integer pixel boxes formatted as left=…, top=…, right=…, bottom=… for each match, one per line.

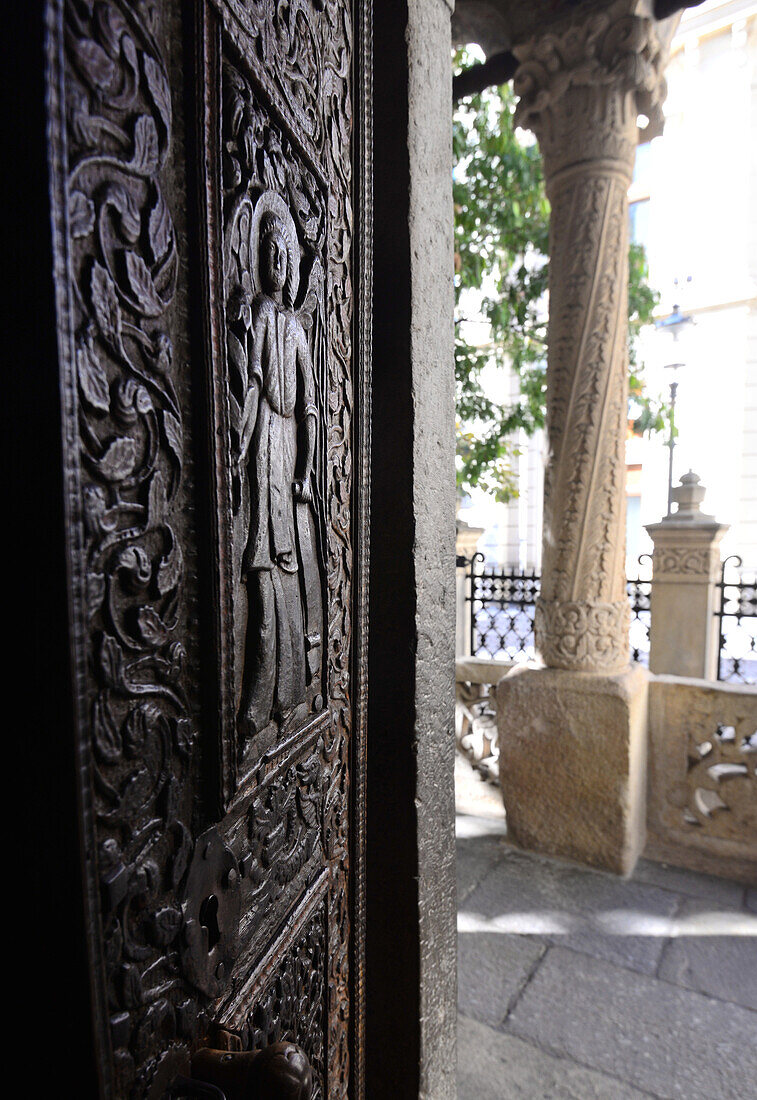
left=514, top=3, right=668, bottom=673
left=496, top=3, right=672, bottom=876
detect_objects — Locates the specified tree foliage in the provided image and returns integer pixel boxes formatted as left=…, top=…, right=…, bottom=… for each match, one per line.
left=454, top=50, right=665, bottom=503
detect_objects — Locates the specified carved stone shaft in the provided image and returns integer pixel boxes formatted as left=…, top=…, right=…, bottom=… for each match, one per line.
left=513, top=4, right=668, bottom=673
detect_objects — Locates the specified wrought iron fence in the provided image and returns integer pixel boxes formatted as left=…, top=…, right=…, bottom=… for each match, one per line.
left=464, top=554, right=652, bottom=665
left=627, top=554, right=652, bottom=668
left=466, top=554, right=539, bottom=662
left=715, top=555, right=757, bottom=684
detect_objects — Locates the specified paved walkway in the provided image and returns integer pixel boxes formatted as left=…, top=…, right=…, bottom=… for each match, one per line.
left=455, top=755, right=757, bottom=1100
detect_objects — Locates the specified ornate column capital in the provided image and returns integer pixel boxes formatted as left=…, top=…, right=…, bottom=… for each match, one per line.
left=513, top=1, right=669, bottom=186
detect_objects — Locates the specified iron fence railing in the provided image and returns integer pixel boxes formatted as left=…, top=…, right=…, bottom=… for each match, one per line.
left=627, top=554, right=652, bottom=668
left=464, top=555, right=653, bottom=665
left=715, top=555, right=757, bottom=684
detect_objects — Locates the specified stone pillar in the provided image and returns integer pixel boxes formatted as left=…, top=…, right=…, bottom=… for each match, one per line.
left=516, top=5, right=668, bottom=671
left=456, top=518, right=484, bottom=658
left=497, top=2, right=671, bottom=875
left=646, top=472, right=728, bottom=680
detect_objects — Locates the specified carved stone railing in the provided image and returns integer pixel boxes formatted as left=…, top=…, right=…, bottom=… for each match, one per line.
left=646, top=676, right=757, bottom=883
left=459, top=661, right=756, bottom=882
left=455, top=657, right=511, bottom=783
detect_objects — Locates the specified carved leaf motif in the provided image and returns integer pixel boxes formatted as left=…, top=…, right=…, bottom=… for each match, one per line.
left=143, top=54, right=172, bottom=135
left=95, top=3, right=128, bottom=59
left=148, top=192, right=172, bottom=264
left=166, top=641, right=185, bottom=681
left=148, top=470, right=167, bottom=527
left=152, top=906, right=183, bottom=946
left=137, top=607, right=169, bottom=646
left=77, top=335, right=110, bottom=412
left=98, top=436, right=137, bottom=480
left=70, top=35, right=117, bottom=92
left=124, top=704, right=150, bottom=757
left=162, top=408, right=183, bottom=465
left=91, top=262, right=123, bottom=353
left=93, top=694, right=123, bottom=764
left=106, top=182, right=142, bottom=244
left=69, top=190, right=96, bottom=238
left=132, top=115, right=159, bottom=175
left=125, top=251, right=164, bottom=317
left=173, top=718, right=193, bottom=759
left=157, top=539, right=183, bottom=596
left=100, top=634, right=127, bottom=691
left=87, top=571, right=106, bottom=618
left=118, top=545, right=152, bottom=591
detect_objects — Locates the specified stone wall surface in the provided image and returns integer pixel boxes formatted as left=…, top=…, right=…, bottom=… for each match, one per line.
left=408, top=3, right=458, bottom=1096
left=370, top=1, right=457, bottom=1097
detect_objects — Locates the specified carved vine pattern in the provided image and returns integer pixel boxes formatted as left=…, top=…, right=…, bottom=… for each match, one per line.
left=653, top=546, right=715, bottom=577
left=243, top=908, right=328, bottom=1100
left=243, top=746, right=325, bottom=933
left=60, top=1, right=208, bottom=1090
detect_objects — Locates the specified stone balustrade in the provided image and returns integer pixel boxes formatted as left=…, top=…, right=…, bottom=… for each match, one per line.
left=457, top=656, right=757, bottom=883
left=646, top=675, right=757, bottom=883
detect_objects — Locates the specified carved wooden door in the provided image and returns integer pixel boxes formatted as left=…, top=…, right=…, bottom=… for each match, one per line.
left=46, top=1, right=370, bottom=1095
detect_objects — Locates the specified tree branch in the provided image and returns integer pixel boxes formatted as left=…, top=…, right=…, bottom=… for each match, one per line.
left=453, top=51, right=518, bottom=103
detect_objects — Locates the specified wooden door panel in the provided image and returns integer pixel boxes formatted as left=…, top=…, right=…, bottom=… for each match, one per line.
left=46, top=1, right=369, bottom=1095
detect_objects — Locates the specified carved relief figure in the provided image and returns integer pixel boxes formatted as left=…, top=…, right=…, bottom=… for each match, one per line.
left=228, top=192, right=323, bottom=738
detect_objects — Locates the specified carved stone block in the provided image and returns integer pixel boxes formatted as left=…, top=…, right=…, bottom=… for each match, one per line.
left=497, top=664, right=649, bottom=875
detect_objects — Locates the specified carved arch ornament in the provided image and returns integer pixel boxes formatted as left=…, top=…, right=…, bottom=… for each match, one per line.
left=46, top=0, right=371, bottom=1095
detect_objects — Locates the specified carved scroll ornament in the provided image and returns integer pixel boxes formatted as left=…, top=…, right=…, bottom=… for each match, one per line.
left=653, top=546, right=716, bottom=577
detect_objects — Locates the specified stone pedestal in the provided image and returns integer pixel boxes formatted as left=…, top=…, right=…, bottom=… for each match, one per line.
left=496, top=2, right=671, bottom=874
left=646, top=472, right=728, bottom=680
left=456, top=519, right=484, bottom=658
left=498, top=664, right=649, bottom=875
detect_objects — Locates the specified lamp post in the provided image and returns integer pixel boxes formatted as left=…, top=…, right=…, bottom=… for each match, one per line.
left=656, top=303, right=694, bottom=517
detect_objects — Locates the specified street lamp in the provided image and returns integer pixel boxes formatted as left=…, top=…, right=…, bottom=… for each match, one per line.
left=656, top=303, right=694, bottom=517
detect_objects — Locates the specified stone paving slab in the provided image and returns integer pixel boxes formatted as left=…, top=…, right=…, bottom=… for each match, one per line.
left=461, top=848, right=680, bottom=975
left=458, top=931, right=546, bottom=1027
left=633, top=859, right=747, bottom=908
left=457, top=835, right=508, bottom=905
left=458, top=1014, right=655, bottom=1100
left=657, top=898, right=757, bottom=1010
left=506, top=946, right=757, bottom=1100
